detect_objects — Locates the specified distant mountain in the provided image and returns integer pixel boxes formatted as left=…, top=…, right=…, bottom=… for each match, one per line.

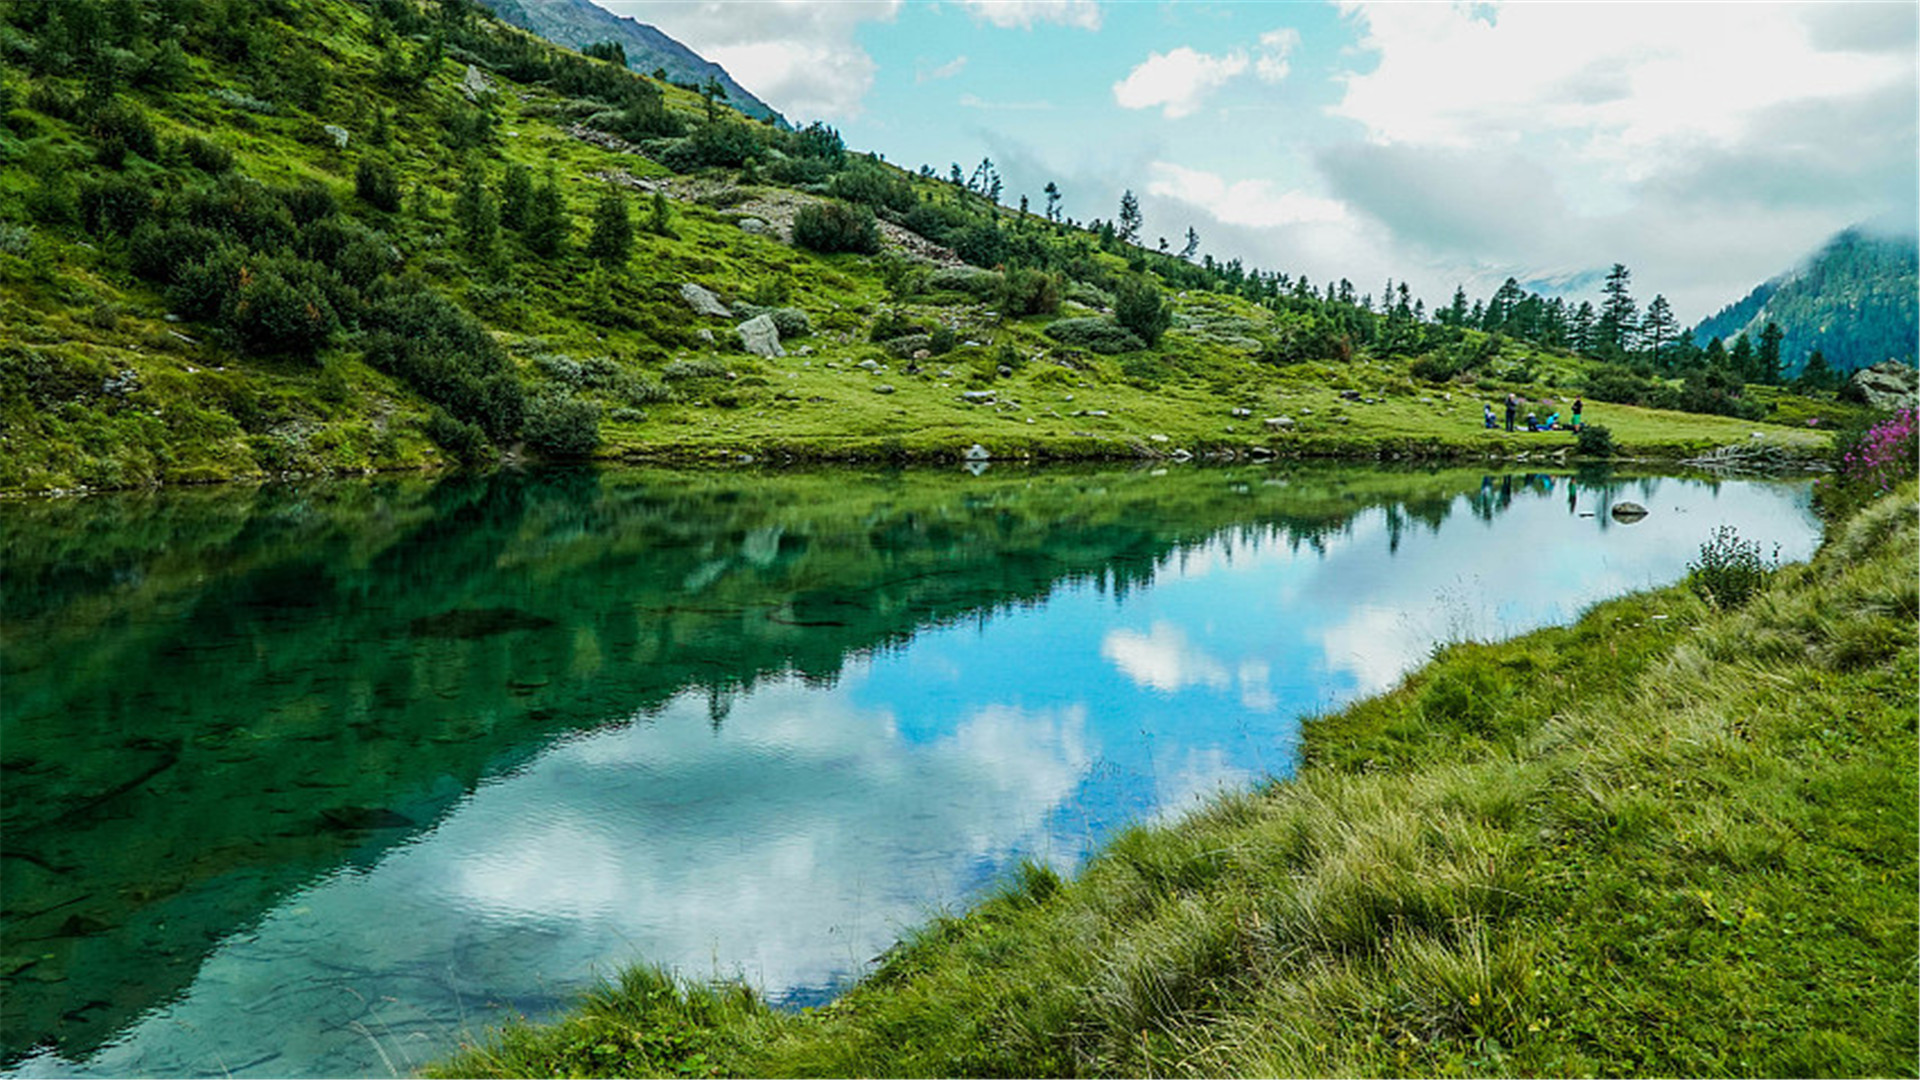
left=474, top=0, right=787, bottom=127
left=1690, top=228, right=1918, bottom=376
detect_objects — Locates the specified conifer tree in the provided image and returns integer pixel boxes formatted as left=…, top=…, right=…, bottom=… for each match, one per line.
left=1756, top=321, right=1785, bottom=385
left=1641, top=294, right=1676, bottom=370
left=499, top=162, right=532, bottom=231
left=1043, top=181, right=1061, bottom=222
left=454, top=158, right=499, bottom=260
left=1597, top=263, right=1638, bottom=357
left=525, top=167, right=567, bottom=258
left=1117, top=189, right=1141, bottom=245
left=586, top=187, right=632, bottom=269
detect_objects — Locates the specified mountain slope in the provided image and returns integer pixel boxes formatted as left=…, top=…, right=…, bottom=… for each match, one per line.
left=1690, top=228, right=1918, bottom=376
left=474, top=0, right=785, bottom=126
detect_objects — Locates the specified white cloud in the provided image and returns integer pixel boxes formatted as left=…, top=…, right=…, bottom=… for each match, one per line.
left=1103, top=622, right=1229, bottom=693
left=1148, top=162, right=1352, bottom=228
left=953, top=0, right=1103, bottom=31
left=1255, top=27, right=1300, bottom=83
left=1113, top=46, right=1249, bottom=119
left=916, top=55, right=969, bottom=83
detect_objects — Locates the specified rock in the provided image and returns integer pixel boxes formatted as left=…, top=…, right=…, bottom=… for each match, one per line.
left=997, top=365, right=1013, bottom=377
left=736, top=313, right=785, bottom=358
left=680, top=283, right=732, bottom=318
left=1249, top=446, right=1274, bottom=458
left=1170, top=448, right=1192, bottom=461
left=737, top=217, right=771, bottom=236
left=873, top=384, right=896, bottom=394
left=964, top=444, right=991, bottom=461
left=796, top=345, right=813, bottom=356
left=857, top=358, right=882, bottom=371
left=1340, top=389, right=1362, bottom=401
left=913, top=349, right=932, bottom=361
left=1265, top=416, right=1294, bottom=430
left=696, top=328, right=715, bottom=344
left=1611, top=501, right=1649, bottom=523
left=1231, top=407, right=1252, bottom=418
left=1086, top=409, right=1109, bottom=418
left=1848, top=361, right=1918, bottom=411
left=961, top=390, right=996, bottom=404
left=322, top=124, right=350, bottom=149
left=1149, top=433, right=1170, bottom=443
left=459, top=64, right=493, bottom=102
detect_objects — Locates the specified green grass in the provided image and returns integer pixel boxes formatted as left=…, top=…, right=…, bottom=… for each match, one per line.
left=428, top=483, right=1918, bottom=1078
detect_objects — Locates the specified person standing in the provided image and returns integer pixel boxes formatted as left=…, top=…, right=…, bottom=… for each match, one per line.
left=1572, top=397, right=1584, bottom=432
left=1505, top=393, right=1517, bottom=432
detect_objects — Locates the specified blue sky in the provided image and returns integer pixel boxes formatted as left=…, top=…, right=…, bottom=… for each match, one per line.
left=590, top=1, right=1917, bottom=323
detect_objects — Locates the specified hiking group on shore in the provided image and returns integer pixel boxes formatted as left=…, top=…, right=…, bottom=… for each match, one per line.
left=1485, top=393, right=1582, bottom=433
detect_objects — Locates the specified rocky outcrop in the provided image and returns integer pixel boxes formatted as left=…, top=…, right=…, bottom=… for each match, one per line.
left=680, top=283, right=732, bottom=318
left=1848, top=361, right=1918, bottom=411
left=736, top=313, right=784, bottom=357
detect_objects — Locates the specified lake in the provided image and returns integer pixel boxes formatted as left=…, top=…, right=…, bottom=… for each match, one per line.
left=0, top=463, right=1821, bottom=1078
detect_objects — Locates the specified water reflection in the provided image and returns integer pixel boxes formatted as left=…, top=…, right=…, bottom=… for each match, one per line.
left=1, top=465, right=1819, bottom=1078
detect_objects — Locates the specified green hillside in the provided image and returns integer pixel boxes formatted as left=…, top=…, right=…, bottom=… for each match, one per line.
left=0, top=0, right=1859, bottom=496
left=1691, top=228, right=1919, bottom=377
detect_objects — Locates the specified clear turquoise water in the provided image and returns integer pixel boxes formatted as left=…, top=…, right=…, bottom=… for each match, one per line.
left=0, top=464, right=1819, bottom=1077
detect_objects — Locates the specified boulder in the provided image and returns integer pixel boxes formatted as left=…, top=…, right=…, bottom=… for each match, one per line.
left=737, top=217, right=771, bottom=236
left=1231, top=407, right=1252, bottom=418
left=1611, top=501, right=1649, bottom=523
left=1265, top=416, right=1294, bottom=431
left=1848, top=361, right=1919, bottom=411
left=322, top=124, right=350, bottom=149
left=961, top=390, right=996, bottom=404
left=736, top=313, right=785, bottom=358
left=460, top=65, right=493, bottom=102
left=964, top=444, right=991, bottom=461
left=873, top=384, right=895, bottom=394
left=680, top=283, right=732, bottom=318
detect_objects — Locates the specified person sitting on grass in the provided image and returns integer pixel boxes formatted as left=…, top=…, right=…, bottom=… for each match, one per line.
left=1526, top=413, right=1540, bottom=432
left=1544, top=411, right=1561, bottom=430
left=1484, top=403, right=1497, bottom=429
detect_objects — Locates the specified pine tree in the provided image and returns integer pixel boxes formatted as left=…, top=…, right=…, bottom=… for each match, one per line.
left=1756, top=321, right=1784, bottom=385
left=1117, top=189, right=1141, bottom=245
left=499, top=162, right=532, bottom=231
left=1043, top=181, right=1060, bottom=222
left=646, top=190, right=675, bottom=238
left=525, top=167, right=567, bottom=258
left=586, top=187, right=632, bottom=269
left=454, top=158, right=499, bottom=260
left=1445, top=286, right=1469, bottom=326
left=1569, top=301, right=1595, bottom=352
left=1179, top=226, right=1200, bottom=260
left=1597, top=263, right=1638, bottom=357
left=1641, top=294, right=1677, bottom=370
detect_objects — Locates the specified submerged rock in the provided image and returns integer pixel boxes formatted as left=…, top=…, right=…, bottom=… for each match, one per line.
left=1611, top=501, right=1649, bottom=523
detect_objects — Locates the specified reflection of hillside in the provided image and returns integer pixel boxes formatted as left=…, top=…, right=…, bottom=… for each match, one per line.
left=0, top=463, right=1644, bottom=1064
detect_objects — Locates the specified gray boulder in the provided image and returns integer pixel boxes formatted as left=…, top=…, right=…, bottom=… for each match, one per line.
left=323, top=124, right=350, bottom=149
left=1849, top=361, right=1918, bottom=411
left=680, top=283, right=732, bottom=318
left=1611, top=501, right=1649, bottom=523
left=736, top=313, right=785, bottom=358
left=460, top=65, right=493, bottom=102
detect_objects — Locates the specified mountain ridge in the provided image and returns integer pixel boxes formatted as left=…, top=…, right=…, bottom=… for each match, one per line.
left=474, top=0, right=786, bottom=126
left=1689, top=227, right=1918, bottom=376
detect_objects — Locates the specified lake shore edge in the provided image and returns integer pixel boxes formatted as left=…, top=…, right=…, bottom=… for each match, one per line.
left=427, top=483, right=1916, bottom=1077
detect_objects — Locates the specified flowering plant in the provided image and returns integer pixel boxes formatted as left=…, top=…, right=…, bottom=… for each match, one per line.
left=1817, top=407, right=1916, bottom=519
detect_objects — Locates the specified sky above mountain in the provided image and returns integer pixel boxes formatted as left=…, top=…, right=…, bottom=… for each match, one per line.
left=589, top=0, right=1917, bottom=323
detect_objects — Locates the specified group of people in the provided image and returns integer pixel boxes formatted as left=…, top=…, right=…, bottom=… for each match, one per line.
left=1484, top=393, right=1582, bottom=433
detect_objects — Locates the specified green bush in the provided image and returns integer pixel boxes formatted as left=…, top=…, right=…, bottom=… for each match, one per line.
left=1575, top=424, right=1614, bottom=457
left=363, top=285, right=524, bottom=441
left=869, top=311, right=925, bottom=343
left=89, top=98, right=158, bottom=165
left=828, top=161, right=914, bottom=213
left=1044, top=317, right=1145, bottom=355
left=129, top=221, right=225, bottom=284
left=79, top=173, right=154, bottom=235
left=228, top=257, right=339, bottom=359
left=769, top=307, right=810, bottom=339
left=999, top=267, right=1062, bottom=317
left=926, top=266, right=1002, bottom=299
left=1112, top=275, right=1170, bottom=347
left=178, top=134, right=234, bottom=173
left=425, top=408, right=489, bottom=464
left=355, top=156, right=402, bottom=212
left=791, top=200, right=879, bottom=255
left=1686, top=525, right=1772, bottom=609
left=523, top=392, right=601, bottom=457
left=661, top=357, right=728, bottom=380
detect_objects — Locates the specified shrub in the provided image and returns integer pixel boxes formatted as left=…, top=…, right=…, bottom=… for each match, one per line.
left=228, top=257, right=339, bottom=359
left=769, top=307, right=810, bottom=339
left=363, top=285, right=524, bottom=441
left=1574, top=423, right=1615, bottom=457
left=661, top=357, right=728, bottom=380
left=926, top=266, right=1002, bottom=299
left=1817, top=408, right=1917, bottom=519
left=949, top=223, right=1004, bottom=268
left=1686, top=525, right=1772, bottom=609
left=928, top=326, right=956, bottom=355
left=828, top=162, right=914, bottom=213
left=279, top=180, right=338, bottom=226
left=998, top=267, right=1062, bottom=317
left=523, top=392, right=601, bottom=457
left=1063, top=281, right=1112, bottom=309
left=869, top=310, right=925, bottom=343
left=791, top=200, right=879, bottom=255
left=178, top=134, right=235, bottom=173
left=355, top=156, right=402, bottom=212
left=425, top=408, right=489, bottom=464
left=1112, top=275, right=1170, bottom=347
left=1044, top=317, right=1145, bottom=355
left=90, top=99, right=158, bottom=165
left=0, top=222, right=30, bottom=257
left=1582, top=364, right=1654, bottom=406
left=128, top=221, right=225, bottom=284
left=79, top=173, right=155, bottom=235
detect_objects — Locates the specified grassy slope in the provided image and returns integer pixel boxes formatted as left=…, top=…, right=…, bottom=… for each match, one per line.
left=0, top=0, right=1854, bottom=494
left=429, top=482, right=1918, bottom=1079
